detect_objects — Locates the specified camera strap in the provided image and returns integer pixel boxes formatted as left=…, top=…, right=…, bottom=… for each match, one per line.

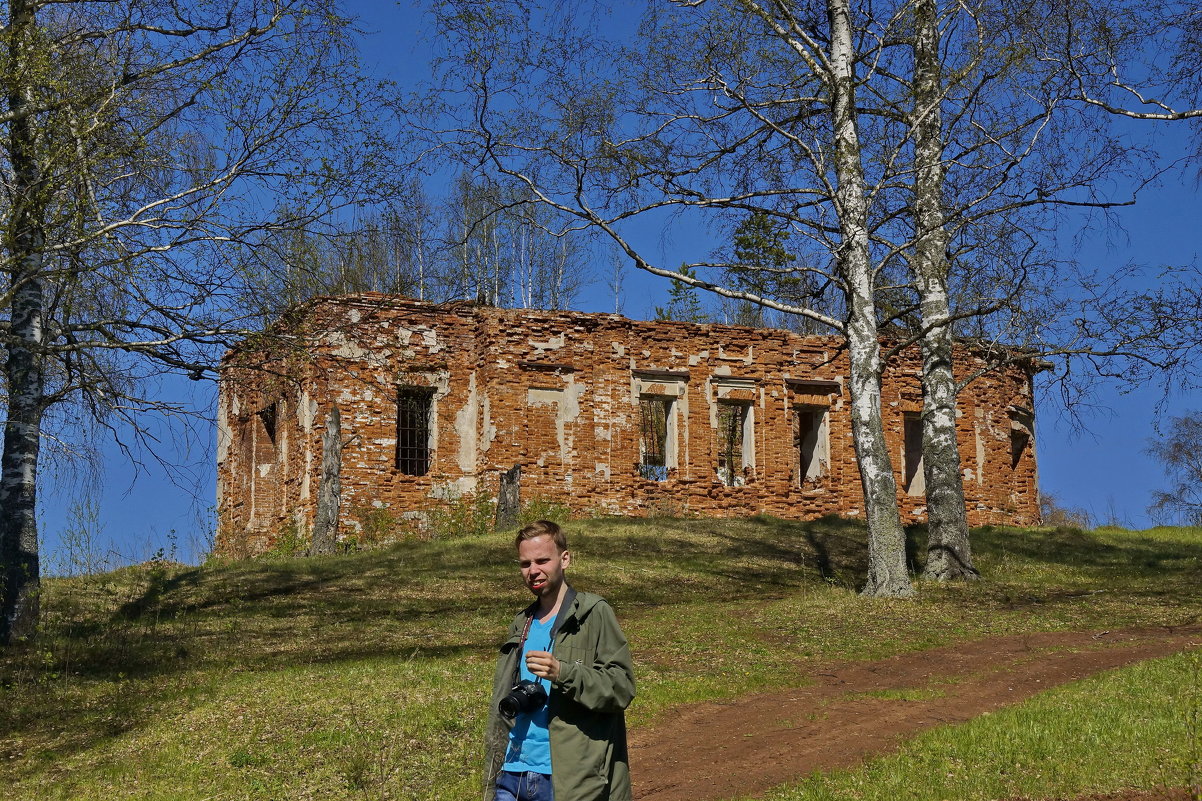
left=516, top=613, right=535, bottom=654
left=511, top=609, right=537, bottom=688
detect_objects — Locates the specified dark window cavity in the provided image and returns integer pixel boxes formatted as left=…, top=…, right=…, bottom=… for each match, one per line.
left=794, top=406, right=827, bottom=484
left=639, top=397, right=671, bottom=481
left=253, top=401, right=280, bottom=465
left=903, top=413, right=924, bottom=494
left=257, top=403, right=278, bottom=446
left=1010, top=409, right=1033, bottom=469
left=716, top=402, right=750, bottom=486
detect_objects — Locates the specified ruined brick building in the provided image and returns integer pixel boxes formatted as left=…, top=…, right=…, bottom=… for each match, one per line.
left=216, top=294, right=1041, bottom=554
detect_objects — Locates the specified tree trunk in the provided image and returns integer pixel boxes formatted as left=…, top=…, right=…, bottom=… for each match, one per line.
left=0, top=291, right=44, bottom=643
left=1, top=0, right=47, bottom=644
left=310, top=406, right=343, bottom=555
left=912, top=0, right=977, bottom=581
left=828, top=0, right=914, bottom=598
left=918, top=328, right=977, bottom=579
left=847, top=329, right=915, bottom=596
left=495, top=464, right=522, bottom=530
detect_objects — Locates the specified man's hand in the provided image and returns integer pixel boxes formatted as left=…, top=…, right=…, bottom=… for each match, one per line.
left=526, top=650, right=560, bottom=681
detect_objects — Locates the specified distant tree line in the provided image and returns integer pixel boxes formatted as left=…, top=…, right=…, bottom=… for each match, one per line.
left=239, top=173, right=594, bottom=319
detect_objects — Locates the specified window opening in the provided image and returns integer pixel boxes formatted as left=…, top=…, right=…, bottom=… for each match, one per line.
left=639, top=397, right=671, bottom=481
left=253, top=401, right=280, bottom=467
left=396, top=387, right=434, bottom=476
left=716, top=402, right=750, bottom=486
left=257, top=403, right=277, bottom=446
left=1010, top=410, right=1033, bottom=469
left=794, top=406, right=827, bottom=483
left=903, top=413, right=924, bottom=495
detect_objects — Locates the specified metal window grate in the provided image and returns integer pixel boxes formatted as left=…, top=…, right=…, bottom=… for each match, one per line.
left=396, top=388, right=433, bottom=476
left=638, top=397, right=670, bottom=481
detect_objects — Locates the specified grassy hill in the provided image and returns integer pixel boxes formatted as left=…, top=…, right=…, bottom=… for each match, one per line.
left=2, top=516, right=1200, bottom=800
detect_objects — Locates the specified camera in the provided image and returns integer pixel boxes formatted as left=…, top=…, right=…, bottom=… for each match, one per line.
left=499, top=679, right=547, bottom=718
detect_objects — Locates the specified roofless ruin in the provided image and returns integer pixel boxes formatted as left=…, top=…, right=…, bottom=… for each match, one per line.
left=216, top=295, right=1040, bottom=554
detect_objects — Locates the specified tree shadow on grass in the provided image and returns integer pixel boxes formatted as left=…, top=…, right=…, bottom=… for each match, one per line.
left=973, top=524, right=1202, bottom=575
left=21, top=518, right=1202, bottom=688
left=576, top=514, right=873, bottom=602
left=6, top=516, right=1202, bottom=776
left=0, top=543, right=518, bottom=778
left=7, top=517, right=880, bottom=692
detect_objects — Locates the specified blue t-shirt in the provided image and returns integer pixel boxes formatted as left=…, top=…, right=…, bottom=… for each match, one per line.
left=502, top=616, right=554, bottom=774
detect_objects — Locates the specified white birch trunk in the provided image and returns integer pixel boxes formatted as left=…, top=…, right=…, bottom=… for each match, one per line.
left=1, top=0, right=46, bottom=643
left=828, top=0, right=914, bottom=597
left=912, top=0, right=976, bottom=581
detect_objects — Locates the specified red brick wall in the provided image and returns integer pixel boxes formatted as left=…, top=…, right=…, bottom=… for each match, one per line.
left=216, top=295, right=1041, bottom=554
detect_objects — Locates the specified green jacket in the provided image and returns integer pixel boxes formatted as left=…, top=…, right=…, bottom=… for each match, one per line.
left=484, top=588, right=635, bottom=801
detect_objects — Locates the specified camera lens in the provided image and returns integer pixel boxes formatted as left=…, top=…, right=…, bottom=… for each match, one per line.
left=499, top=679, right=547, bottom=718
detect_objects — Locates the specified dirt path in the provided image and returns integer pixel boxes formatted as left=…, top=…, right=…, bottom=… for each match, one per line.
left=630, top=625, right=1202, bottom=801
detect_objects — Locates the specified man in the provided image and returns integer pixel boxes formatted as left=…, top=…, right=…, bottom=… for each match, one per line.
left=485, top=520, right=635, bottom=801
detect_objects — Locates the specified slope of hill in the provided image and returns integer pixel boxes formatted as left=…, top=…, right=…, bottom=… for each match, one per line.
left=2, top=516, right=1200, bottom=800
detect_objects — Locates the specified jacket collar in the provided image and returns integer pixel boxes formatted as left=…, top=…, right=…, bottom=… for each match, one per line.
left=523, top=584, right=578, bottom=640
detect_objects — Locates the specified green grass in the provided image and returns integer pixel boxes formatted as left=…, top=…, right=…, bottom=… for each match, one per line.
left=2, top=516, right=1200, bottom=800
left=754, top=650, right=1202, bottom=801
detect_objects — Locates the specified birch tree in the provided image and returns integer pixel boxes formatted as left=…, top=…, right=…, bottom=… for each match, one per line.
left=440, top=174, right=590, bottom=308
left=859, top=0, right=1147, bottom=580
left=426, top=0, right=1165, bottom=595
left=0, top=0, right=398, bottom=644
left=241, top=185, right=442, bottom=320
left=1147, top=411, right=1202, bottom=526
left=432, top=0, right=918, bottom=595
left=1042, top=0, right=1202, bottom=125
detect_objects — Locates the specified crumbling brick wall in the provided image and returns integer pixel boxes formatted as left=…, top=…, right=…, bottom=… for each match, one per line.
left=216, top=295, right=1041, bottom=554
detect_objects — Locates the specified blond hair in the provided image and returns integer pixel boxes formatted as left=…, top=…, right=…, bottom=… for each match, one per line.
left=514, top=520, right=568, bottom=552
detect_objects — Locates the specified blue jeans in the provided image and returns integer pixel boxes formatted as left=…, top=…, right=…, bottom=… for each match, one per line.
left=494, top=770, right=555, bottom=801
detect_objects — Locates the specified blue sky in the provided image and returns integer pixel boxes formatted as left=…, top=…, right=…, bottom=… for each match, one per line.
left=37, top=0, right=1201, bottom=568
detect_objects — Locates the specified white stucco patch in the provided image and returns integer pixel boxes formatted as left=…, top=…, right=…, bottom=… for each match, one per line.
left=529, top=333, right=566, bottom=353
left=457, top=372, right=479, bottom=471
left=428, top=477, right=478, bottom=499
left=480, top=393, right=496, bottom=453
left=396, top=325, right=444, bottom=354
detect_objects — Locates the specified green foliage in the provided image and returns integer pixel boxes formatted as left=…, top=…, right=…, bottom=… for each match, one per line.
left=425, top=486, right=497, bottom=540
left=727, top=211, right=800, bottom=328
left=349, top=505, right=403, bottom=547
left=642, top=493, right=691, bottom=519
left=654, top=264, right=711, bottom=322
left=733, top=211, right=796, bottom=274
left=515, top=496, right=575, bottom=528
left=265, top=518, right=309, bottom=558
